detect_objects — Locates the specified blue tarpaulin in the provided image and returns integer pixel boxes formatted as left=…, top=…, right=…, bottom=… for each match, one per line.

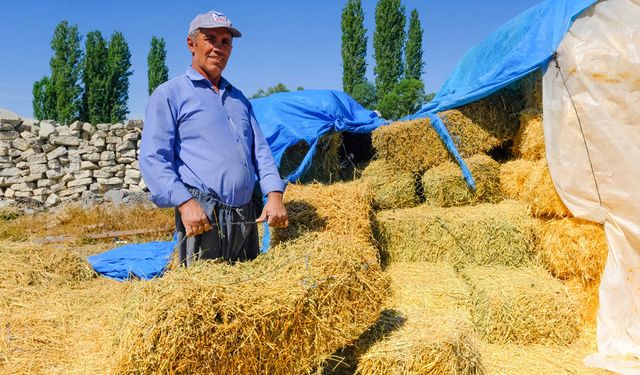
left=88, top=90, right=385, bottom=280
left=404, top=0, right=597, bottom=188
left=87, top=241, right=175, bottom=281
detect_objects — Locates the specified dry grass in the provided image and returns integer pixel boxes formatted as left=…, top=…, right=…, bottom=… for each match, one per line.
left=422, top=154, right=502, bottom=207
left=377, top=201, right=537, bottom=267
left=372, top=118, right=449, bottom=174
left=440, top=109, right=501, bottom=154
left=279, top=133, right=343, bottom=183
left=0, top=203, right=174, bottom=242
left=271, top=181, right=375, bottom=248
left=499, top=159, right=571, bottom=218
left=110, top=232, right=388, bottom=374
left=453, top=85, right=525, bottom=143
left=355, top=262, right=485, bottom=375
left=481, top=328, right=607, bottom=374
left=464, top=265, right=580, bottom=345
left=361, top=159, right=419, bottom=210
left=519, top=69, right=543, bottom=113
left=537, top=218, right=607, bottom=285
left=512, top=114, right=545, bottom=160
left=0, top=241, right=126, bottom=374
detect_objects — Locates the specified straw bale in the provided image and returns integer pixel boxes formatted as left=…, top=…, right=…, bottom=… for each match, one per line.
left=519, top=69, right=543, bottom=113
left=377, top=201, right=536, bottom=267
left=453, top=85, right=525, bottom=143
left=538, top=218, right=607, bottom=285
left=111, top=232, right=388, bottom=374
left=371, top=114, right=501, bottom=174
left=372, top=118, right=449, bottom=174
left=271, top=181, right=374, bottom=248
left=0, top=242, right=125, bottom=373
left=355, top=262, right=485, bottom=375
left=440, top=109, right=501, bottom=154
left=422, top=154, right=502, bottom=207
left=499, top=159, right=571, bottom=218
left=481, top=329, right=607, bottom=374
left=279, top=132, right=343, bottom=183
left=0, top=241, right=96, bottom=287
left=513, top=114, right=545, bottom=160
left=464, top=265, right=580, bottom=345
left=361, top=159, right=419, bottom=210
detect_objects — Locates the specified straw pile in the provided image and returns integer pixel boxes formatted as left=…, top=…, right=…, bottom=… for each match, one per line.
left=422, top=154, right=502, bottom=207
left=110, top=231, right=388, bottom=374
left=372, top=119, right=449, bottom=174
left=0, top=241, right=96, bottom=286
left=0, top=242, right=124, bottom=374
left=271, top=181, right=375, bottom=248
left=537, top=218, right=607, bottom=285
left=279, top=132, right=343, bottom=183
left=499, top=159, right=571, bottom=218
left=371, top=115, right=501, bottom=174
left=513, top=114, right=545, bottom=160
left=453, top=85, right=525, bottom=142
left=361, top=159, right=419, bottom=210
left=464, top=265, right=580, bottom=345
left=519, top=69, right=543, bottom=112
left=377, top=201, right=537, bottom=266
left=356, top=262, right=485, bottom=375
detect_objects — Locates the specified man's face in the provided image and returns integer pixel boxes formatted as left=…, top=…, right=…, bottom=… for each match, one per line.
left=187, top=28, right=233, bottom=84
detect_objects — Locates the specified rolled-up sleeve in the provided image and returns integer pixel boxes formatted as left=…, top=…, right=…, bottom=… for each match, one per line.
left=140, top=89, right=192, bottom=208
left=248, top=104, right=285, bottom=195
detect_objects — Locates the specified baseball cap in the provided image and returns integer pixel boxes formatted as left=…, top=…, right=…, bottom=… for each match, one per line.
left=189, top=11, right=242, bottom=37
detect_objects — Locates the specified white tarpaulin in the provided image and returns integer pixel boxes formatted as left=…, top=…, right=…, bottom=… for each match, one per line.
left=543, top=0, right=640, bottom=373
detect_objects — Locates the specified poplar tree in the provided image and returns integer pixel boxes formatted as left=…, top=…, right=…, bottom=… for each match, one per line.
left=341, top=0, right=367, bottom=95
left=147, top=36, right=169, bottom=95
left=82, top=31, right=109, bottom=123
left=49, top=21, right=83, bottom=124
left=106, top=32, right=132, bottom=123
left=32, top=76, right=56, bottom=121
left=405, top=8, right=424, bottom=81
left=373, top=0, right=405, bottom=100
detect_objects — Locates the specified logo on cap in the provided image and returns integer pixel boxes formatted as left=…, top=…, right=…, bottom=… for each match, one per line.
left=211, top=11, right=229, bottom=25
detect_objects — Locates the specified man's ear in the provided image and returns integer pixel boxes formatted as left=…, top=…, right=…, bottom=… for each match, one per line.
left=187, top=36, right=196, bottom=54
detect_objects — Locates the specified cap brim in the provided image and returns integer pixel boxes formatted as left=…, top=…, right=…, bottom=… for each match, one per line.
left=196, top=25, right=242, bottom=38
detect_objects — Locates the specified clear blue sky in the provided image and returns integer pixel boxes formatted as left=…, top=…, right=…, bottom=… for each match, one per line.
left=0, top=0, right=541, bottom=120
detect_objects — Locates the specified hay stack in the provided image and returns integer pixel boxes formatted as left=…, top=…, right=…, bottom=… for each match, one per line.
left=371, top=115, right=500, bottom=174
left=111, top=232, right=388, bottom=374
left=422, top=154, right=502, bottom=207
left=356, top=262, right=485, bottom=375
left=513, top=114, right=545, bottom=160
left=538, top=218, right=607, bottom=285
left=0, top=242, right=96, bottom=286
left=464, top=265, right=580, bottom=345
left=361, top=159, right=419, bottom=210
left=519, top=69, right=543, bottom=113
left=377, top=201, right=537, bottom=267
left=271, top=181, right=374, bottom=247
left=499, top=159, right=571, bottom=218
left=279, top=133, right=343, bottom=183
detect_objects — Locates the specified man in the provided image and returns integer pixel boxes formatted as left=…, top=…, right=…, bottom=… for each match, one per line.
left=140, top=10, right=288, bottom=266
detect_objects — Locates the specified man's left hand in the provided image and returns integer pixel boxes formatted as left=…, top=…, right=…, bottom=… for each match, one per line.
left=256, top=192, right=288, bottom=228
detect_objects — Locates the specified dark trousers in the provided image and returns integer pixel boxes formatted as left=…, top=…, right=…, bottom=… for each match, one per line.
left=175, top=187, right=259, bottom=266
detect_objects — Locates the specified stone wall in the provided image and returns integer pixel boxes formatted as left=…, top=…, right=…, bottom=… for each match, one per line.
left=0, top=115, right=146, bottom=207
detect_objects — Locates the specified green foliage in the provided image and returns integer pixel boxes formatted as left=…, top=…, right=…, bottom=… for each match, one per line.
left=377, top=78, right=425, bottom=120
left=296, top=86, right=304, bottom=91
left=250, top=83, right=290, bottom=99
left=425, top=92, right=436, bottom=103
left=148, top=36, right=169, bottom=95
left=374, top=0, right=405, bottom=100
left=82, top=31, right=109, bottom=124
left=32, top=76, right=56, bottom=120
left=405, top=9, right=424, bottom=81
left=341, top=0, right=367, bottom=95
left=351, top=80, right=377, bottom=109
left=106, top=32, right=132, bottom=123
left=49, top=21, right=83, bottom=124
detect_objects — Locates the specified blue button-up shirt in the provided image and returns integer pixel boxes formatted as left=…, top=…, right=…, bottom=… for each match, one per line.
left=140, top=67, right=284, bottom=208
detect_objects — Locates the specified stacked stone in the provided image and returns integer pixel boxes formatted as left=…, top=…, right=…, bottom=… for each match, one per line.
left=0, top=114, right=145, bottom=207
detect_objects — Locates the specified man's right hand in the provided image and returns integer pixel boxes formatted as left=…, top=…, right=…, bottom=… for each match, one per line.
left=178, top=199, right=212, bottom=237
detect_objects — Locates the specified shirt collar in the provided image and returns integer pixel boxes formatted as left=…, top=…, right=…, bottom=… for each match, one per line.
left=185, top=66, right=232, bottom=91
